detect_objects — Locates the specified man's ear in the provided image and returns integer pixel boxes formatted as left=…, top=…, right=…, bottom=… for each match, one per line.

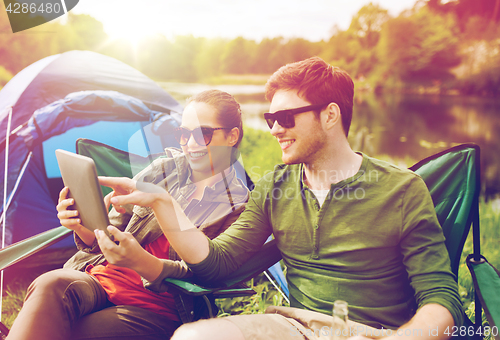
left=324, top=103, right=341, bottom=130
left=228, top=127, right=240, bottom=147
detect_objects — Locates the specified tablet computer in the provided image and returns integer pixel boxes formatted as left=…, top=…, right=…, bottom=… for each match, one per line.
left=55, top=149, right=112, bottom=238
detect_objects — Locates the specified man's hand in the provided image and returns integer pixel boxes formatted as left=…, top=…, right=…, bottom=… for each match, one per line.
left=95, top=226, right=163, bottom=282
left=99, top=176, right=209, bottom=266
left=347, top=304, right=455, bottom=340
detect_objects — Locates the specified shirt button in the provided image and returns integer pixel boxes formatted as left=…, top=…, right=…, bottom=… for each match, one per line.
left=314, top=224, right=319, bottom=229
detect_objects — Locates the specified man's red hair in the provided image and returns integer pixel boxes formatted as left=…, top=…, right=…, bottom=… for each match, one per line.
left=264, top=57, right=354, bottom=137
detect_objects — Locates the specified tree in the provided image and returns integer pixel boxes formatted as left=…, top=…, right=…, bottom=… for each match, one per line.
left=252, top=37, right=285, bottom=74
left=135, top=35, right=173, bottom=80
left=377, top=6, right=461, bottom=82
left=347, top=2, right=390, bottom=49
left=426, top=0, right=500, bottom=31
left=66, top=13, right=107, bottom=51
left=221, top=37, right=256, bottom=74
left=194, top=38, right=227, bottom=79
left=282, top=38, right=322, bottom=65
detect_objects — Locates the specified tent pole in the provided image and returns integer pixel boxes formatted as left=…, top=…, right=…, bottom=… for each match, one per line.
left=263, top=271, right=290, bottom=305
left=0, top=152, right=33, bottom=226
left=1, top=106, right=13, bottom=324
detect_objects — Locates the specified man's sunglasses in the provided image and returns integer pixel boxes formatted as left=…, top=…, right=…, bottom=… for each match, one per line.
left=174, top=126, right=233, bottom=146
left=264, top=102, right=331, bottom=129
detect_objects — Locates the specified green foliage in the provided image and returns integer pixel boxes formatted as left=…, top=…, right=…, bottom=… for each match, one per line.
left=347, top=2, right=389, bottom=50
left=221, top=37, right=257, bottom=75
left=238, top=126, right=283, bottom=183
left=1, top=281, right=27, bottom=329
left=66, top=13, right=107, bottom=50
left=454, top=28, right=500, bottom=97
left=0, top=66, right=13, bottom=87
left=252, top=37, right=287, bottom=74
left=323, top=3, right=389, bottom=78
left=426, top=0, right=500, bottom=33
left=194, top=38, right=228, bottom=79
left=1, top=2, right=497, bottom=92
left=0, top=12, right=107, bottom=76
left=216, top=273, right=289, bottom=316
left=377, top=6, right=461, bottom=83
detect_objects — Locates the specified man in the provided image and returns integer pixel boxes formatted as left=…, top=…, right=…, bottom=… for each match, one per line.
left=104, top=57, right=463, bottom=340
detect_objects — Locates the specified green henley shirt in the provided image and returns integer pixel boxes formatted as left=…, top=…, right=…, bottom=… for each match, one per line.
left=188, top=153, right=463, bottom=329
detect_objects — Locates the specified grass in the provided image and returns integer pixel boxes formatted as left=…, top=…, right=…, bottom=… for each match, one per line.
left=1, top=280, right=28, bottom=329
left=2, top=127, right=500, bottom=334
left=216, top=274, right=289, bottom=317
left=239, top=126, right=283, bottom=183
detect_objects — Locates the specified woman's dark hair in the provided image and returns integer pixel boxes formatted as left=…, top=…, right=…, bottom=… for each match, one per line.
left=186, top=89, right=244, bottom=148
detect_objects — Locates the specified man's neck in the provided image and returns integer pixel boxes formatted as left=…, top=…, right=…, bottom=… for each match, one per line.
left=303, top=144, right=363, bottom=191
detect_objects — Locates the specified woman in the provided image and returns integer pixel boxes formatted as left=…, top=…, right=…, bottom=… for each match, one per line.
left=7, top=89, right=248, bottom=340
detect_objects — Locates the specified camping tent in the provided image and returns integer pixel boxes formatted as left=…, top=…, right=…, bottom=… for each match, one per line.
left=0, top=51, right=183, bottom=264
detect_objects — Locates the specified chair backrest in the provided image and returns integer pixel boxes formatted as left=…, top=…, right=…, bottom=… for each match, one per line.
left=76, top=138, right=254, bottom=196
left=76, top=138, right=161, bottom=197
left=409, top=144, right=481, bottom=277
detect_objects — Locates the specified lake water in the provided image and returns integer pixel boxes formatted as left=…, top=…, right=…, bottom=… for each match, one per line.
left=160, top=82, right=500, bottom=198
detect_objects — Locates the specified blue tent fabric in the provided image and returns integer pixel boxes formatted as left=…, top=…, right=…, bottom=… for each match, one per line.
left=268, top=262, right=289, bottom=297
left=264, top=235, right=289, bottom=297
left=0, top=52, right=183, bottom=258
left=7, top=145, right=61, bottom=244
left=0, top=55, right=59, bottom=114
left=18, top=90, right=165, bottom=149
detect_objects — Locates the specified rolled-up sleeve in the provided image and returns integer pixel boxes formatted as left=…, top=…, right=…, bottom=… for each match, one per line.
left=400, top=176, right=464, bottom=327
left=188, top=176, right=274, bottom=283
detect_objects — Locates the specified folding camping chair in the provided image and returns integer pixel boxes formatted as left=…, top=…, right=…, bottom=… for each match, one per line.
left=408, top=143, right=499, bottom=340
left=1, top=143, right=499, bottom=338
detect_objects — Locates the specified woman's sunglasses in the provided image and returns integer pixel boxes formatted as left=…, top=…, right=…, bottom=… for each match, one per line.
left=264, top=102, right=331, bottom=129
left=174, top=126, right=232, bottom=146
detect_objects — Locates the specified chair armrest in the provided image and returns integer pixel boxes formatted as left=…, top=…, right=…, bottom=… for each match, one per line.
left=0, top=226, right=72, bottom=271
left=163, top=239, right=282, bottom=296
left=466, top=254, right=500, bottom=336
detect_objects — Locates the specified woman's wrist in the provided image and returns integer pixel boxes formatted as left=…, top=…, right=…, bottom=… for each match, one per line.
left=74, top=225, right=96, bottom=246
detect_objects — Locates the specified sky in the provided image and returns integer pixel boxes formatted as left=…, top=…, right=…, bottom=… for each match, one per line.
left=72, top=0, right=419, bottom=42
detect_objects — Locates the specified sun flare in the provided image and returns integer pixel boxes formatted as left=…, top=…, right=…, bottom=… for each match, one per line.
left=102, top=13, right=163, bottom=46
left=104, top=22, right=156, bottom=46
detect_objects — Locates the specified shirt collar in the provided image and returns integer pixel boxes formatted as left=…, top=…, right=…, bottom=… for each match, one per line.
left=165, top=147, right=248, bottom=204
left=300, top=152, right=369, bottom=190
